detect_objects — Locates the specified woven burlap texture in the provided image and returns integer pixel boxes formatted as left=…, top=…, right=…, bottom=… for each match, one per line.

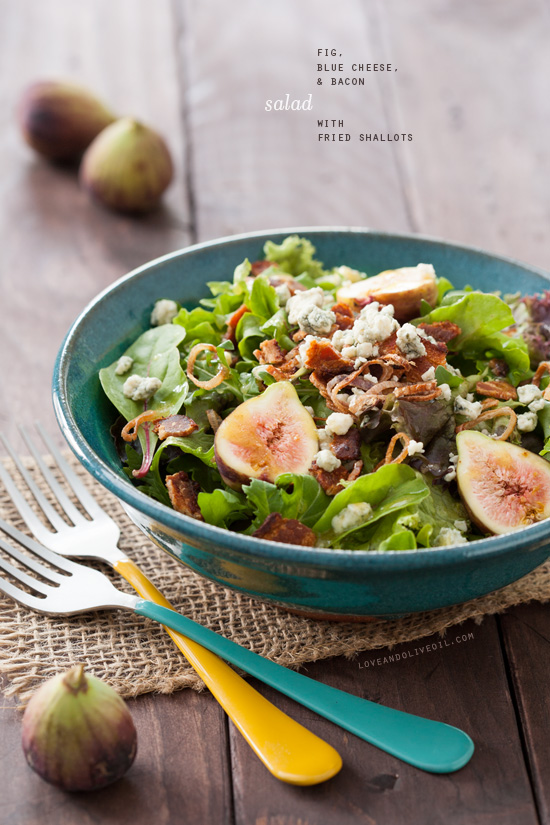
left=1, top=452, right=549, bottom=705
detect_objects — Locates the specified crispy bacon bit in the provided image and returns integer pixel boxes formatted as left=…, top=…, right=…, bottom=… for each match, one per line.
left=153, top=414, right=198, bottom=440
left=301, top=339, right=354, bottom=378
left=250, top=260, right=274, bottom=277
left=224, top=303, right=250, bottom=343
left=476, top=380, right=517, bottom=401
left=418, top=321, right=461, bottom=344
left=378, top=332, right=448, bottom=383
left=292, top=329, right=308, bottom=343
left=532, top=362, right=550, bottom=387
left=254, top=338, right=286, bottom=366
left=456, top=406, right=517, bottom=441
left=165, top=471, right=204, bottom=520
left=187, top=343, right=230, bottom=390
left=489, top=358, right=509, bottom=377
left=252, top=513, right=316, bottom=546
left=310, top=460, right=363, bottom=496
left=122, top=410, right=165, bottom=443
left=331, top=429, right=361, bottom=461
left=375, top=432, right=411, bottom=470
left=331, top=303, right=355, bottom=330
left=206, top=409, right=223, bottom=433
left=264, top=349, right=301, bottom=381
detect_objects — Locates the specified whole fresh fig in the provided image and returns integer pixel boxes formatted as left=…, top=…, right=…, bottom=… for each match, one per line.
left=80, top=117, right=173, bottom=213
left=22, top=664, right=137, bottom=792
left=18, top=81, right=116, bottom=160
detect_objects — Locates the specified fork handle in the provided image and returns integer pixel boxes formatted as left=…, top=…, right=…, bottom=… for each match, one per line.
left=135, top=598, right=474, bottom=774
left=115, top=560, right=341, bottom=785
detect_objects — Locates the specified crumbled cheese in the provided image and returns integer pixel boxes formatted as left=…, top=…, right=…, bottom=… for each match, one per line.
left=316, top=428, right=332, bottom=450
left=274, top=284, right=291, bottom=306
left=354, top=302, right=399, bottom=346
left=297, top=335, right=320, bottom=366
left=336, top=265, right=364, bottom=283
left=407, top=439, right=425, bottom=456
left=123, top=374, right=162, bottom=402
left=454, top=395, right=482, bottom=419
left=517, top=411, right=538, bottom=432
left=445, top=363, right=462, bottom=377
left=325, top=413, right=354, bottom=436
left=449, top=453, right=459, bottom=465
left=517, top=384, right=542, bottom=405
left=304, top=406, right=315, bottom=417
left=342, top=345, right=358, bottom=360
left=332, top=501, right=373, bottom=535
left=150, top=299, right=178, bottom=326
left=396, top=324, right=427, bottom=361
left=434, top=527, right=468, bottom=547
left=529, top=398, right=546, bottom=413
left=297, top=305, right=336, bottom=336
left=416, top=327, right=437, bottom=344
left=421, top=366, right=436, bottom=382
left=444, top=453, right=458, bottom=482
left=356, top=342, right=378, bottom=359
left=115, top=355, right=134, bottom=376
left=314, top=449, right=342, bottom=472
left=454, top=520, right=468, bottom=533
left=439, top=383, right=452, bottom=401
left=286, top=287, right=325, bottom=324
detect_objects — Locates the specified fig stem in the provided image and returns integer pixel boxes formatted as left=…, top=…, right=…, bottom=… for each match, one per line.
left=62, top=664, right=88, bottom=695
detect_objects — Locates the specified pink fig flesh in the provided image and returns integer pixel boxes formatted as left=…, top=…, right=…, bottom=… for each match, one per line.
left=456, top=430, right=550, bottom=534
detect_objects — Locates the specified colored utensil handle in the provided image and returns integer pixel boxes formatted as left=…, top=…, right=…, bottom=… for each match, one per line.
left=135, top=599, right=474, bottom=774
left=115, top=559, right=341, bottom=785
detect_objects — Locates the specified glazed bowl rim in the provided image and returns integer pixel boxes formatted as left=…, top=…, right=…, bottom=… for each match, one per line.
left=53, top=225, right=550, bottom=571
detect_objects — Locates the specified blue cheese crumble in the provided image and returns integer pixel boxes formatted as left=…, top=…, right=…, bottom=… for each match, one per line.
left=115, top=355, right=134, bottom=375
left=123, top=375, right=162, bottom=402
left=332, top=502, right=374, bottom=535
left=151, top=299, right=179, bottom=326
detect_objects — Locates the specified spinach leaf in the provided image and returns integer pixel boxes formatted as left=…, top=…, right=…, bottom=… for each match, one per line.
left=198, top=488, right=253, bottom=528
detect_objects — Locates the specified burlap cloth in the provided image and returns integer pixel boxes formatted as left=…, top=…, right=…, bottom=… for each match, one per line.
left=1, top=452, right=549, bottom=705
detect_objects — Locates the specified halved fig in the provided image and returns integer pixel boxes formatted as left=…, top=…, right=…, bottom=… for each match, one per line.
left=336, top=263, right=438, bottom=322
left=456, top=431, right=550, bottom=534
left=215, top=382, right=318, bottom=489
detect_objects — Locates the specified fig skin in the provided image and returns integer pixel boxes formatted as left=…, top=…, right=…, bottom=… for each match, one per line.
left=336, top=264, right=438, bottom=322
left=80, top=117, right=173, bottom=213
left=456, top=430, right=550, bottom=534
left=214, top=382, right=319, bottom=489
left=22, top=664, right=137, bottom=792
left=18, top=81, right=115, bottom=160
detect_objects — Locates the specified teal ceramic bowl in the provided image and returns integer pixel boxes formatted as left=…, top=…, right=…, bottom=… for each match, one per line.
left=53, top=228, right=550, bottom=619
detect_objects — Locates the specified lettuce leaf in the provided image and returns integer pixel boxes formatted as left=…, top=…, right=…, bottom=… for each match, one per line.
left=198, top=488, right=252, bottom=528
left=263, top=235, right=326, bottom=279
left=243, top=474, right=330, bottom=530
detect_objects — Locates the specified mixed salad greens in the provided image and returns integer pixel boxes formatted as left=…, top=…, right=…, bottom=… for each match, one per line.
left=99, top=235, right=550, bottom=550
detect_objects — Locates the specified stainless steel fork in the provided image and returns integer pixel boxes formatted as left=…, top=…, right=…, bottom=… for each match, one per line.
left=0, top=511, right=474, bottom=773
left=0, top=426, right=342, bottom=786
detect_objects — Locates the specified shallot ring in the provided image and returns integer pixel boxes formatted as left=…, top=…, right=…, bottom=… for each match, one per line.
left=532, top=362, right=550, bottom=387
left=375, top=432, right=411, bottom=470
left=481, top=398, right=499, bottom=411
left=122, top=410, right=165, bottom=443
left=455, top=406, right=517, bottom=441
left=393, top=380, right=441, bottom=401
left=187, top=343, right=230, bottom=389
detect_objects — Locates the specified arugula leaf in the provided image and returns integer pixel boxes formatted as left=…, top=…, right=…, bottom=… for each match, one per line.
left=124, top=445, right=172, bottom=507
left=198, top=488, right=253, bottom=528
left=313, top=464, right=429, bottom=540
left=243, top=474, right=330, bottom=530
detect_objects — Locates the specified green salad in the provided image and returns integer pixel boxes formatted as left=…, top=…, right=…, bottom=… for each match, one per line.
left=99, top=235, right=550, bottom=550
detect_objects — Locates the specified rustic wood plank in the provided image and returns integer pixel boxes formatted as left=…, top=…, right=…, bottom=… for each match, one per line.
left=175, top=0, right=411, bottom=242
left=499, top=602, right=550, bottom=824
left=373, top=0, right=550, bottom=269
left=0, top=685, right=232, bottom=825
left=230, top=619, right=538, bottom=825
left=0, top=0, right=191, bottom=446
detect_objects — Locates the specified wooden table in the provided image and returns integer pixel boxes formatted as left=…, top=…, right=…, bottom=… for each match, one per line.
left=2, top=2, right=550, bottom=822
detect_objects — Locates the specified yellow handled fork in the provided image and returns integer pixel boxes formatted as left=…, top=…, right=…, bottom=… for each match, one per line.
left=0, top=427, right=341, bottom=785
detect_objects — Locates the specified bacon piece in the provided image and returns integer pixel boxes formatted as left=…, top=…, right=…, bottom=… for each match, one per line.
left=153, top=415, right=198, bottom=440
left=264, top=349, right=301, bottom=381
left=310, top=459, right=363, bottom=496
left=489, top=358, right=508, bottom=377
left=331, top=429, right=361, bottom=461
left=252, top=513, right=316, bottom=546
left=292, top=329, right=308, bottom=343
left=418, top=321, right=461, bottom=344
left=475, top=380, right=517, bottom=401
left=250, top=260, right=274, bottom=276
left=254, top=338, right=286, bottom=366
left=331, top=302, right=355, bottom=330
left=165, top=471, right=204, bottom=520
left=378, top=332, right=448, bottom=383
left=301, top=339, right=354, bottom=378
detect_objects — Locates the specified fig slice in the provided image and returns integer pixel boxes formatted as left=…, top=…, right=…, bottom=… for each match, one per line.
left=214, top=382, right=318, bottom=489
left=456, top=430, right=550, bottom=534
left=336, top=264, right=438, bottom=322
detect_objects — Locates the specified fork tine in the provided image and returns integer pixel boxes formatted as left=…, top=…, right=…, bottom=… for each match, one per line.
left=0, top=433, right=70, bottom=534
left=19, top=426, right=87, bottom=526
left=0, top=548, right=58, bottom=595
left=0, top=456, right=53, bottom=544
left=0, top=571, right=52, bottom=612
left=0, top=516, right=80, bottom=575
left=35, top=424, right=105, bottom=519
left=0, top=532, right=66, bottom=584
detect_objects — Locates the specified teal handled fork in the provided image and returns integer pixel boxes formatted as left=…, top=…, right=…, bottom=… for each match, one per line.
left=0, top=439, right=474, bottom=774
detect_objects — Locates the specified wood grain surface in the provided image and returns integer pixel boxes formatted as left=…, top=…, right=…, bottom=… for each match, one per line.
left=1, top=1, right=550, bottom=823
